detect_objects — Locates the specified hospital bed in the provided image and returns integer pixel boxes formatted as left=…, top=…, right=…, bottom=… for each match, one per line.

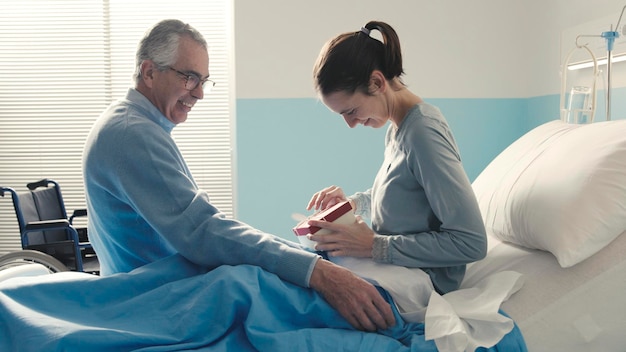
left=463, top=118, right=626, bottom=352
left=1, top=117, right=624, bottom=351
left=0, top=252, right=526, bottom=352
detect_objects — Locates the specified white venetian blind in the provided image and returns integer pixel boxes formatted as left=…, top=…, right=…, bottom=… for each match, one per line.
left=0, top=0, right=234, bottom=254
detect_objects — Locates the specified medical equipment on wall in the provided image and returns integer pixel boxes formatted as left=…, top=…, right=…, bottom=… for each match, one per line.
left=561, top=4, right=626, bottom=123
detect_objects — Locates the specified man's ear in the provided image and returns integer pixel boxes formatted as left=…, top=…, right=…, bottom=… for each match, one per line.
left=368, top=70, right=386, bottom=94
left=140, top=60, right=156, bottom=88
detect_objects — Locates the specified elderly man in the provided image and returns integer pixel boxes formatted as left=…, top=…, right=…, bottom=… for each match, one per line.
left=82, top=19, right=394, bottom=331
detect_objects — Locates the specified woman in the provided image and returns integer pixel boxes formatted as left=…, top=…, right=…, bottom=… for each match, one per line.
left=306, top=21, right=487, bottom=294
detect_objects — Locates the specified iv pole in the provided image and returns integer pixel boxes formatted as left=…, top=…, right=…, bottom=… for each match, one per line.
left=570, top=5, right=626, bottom=121
left=601, top=5, right=626, bottom=120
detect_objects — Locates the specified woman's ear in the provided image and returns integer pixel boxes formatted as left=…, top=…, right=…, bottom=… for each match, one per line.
left=368, top=70, right=386, bottom=94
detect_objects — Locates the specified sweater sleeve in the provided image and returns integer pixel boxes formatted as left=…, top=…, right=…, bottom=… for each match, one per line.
left=85, top=105, right=319, bottom=287
left=348, top=189, right=372, bottom=218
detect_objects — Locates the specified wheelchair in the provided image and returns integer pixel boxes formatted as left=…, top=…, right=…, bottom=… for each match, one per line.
left=0, top=179, right=99, bottom=275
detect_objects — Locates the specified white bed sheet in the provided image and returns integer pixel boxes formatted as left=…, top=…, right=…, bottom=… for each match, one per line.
left=461, top=230, right=626, bottom=352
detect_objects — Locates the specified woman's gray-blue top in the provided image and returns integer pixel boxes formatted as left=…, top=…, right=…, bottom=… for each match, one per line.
left=350, top=103, right=487, bottom=293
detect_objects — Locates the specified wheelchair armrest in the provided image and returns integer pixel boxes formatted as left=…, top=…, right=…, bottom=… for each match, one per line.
left=24, top=219, right=70, bottom=231
left=69, top=209, right=87, bottom=224
left=72, top=209, right=87, bottom=217
left=23, top=220, right=83, bottom=247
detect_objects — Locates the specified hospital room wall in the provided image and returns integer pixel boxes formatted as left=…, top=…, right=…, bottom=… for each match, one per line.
left=233, top=0, right=626, bottom=239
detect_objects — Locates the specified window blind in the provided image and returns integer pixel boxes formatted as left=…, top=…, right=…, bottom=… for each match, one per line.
left=0, top=0, right=234, bottom=254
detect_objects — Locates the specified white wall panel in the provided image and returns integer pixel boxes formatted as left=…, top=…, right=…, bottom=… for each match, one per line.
left=235, top=0, right=626, bottom=99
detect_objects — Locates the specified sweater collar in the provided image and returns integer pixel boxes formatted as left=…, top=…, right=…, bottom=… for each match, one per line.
left=125, top=88, right=176, bottom=133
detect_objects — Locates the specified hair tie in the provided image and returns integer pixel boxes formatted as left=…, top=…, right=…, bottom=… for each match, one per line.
left=360, top=27, right=370, bottom=36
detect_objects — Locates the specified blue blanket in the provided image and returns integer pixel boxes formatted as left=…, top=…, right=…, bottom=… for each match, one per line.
left=0, top=254, right=526, bottom=351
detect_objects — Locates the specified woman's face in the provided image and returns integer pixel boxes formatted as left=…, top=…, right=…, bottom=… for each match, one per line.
left=321, top=89, right=389, bottom=129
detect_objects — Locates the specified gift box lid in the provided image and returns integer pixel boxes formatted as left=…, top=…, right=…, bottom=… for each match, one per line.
left=292, top=200, right=353, bottom=236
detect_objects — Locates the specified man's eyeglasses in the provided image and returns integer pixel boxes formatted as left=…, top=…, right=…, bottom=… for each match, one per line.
left=168, top=66, right=215, bottom=92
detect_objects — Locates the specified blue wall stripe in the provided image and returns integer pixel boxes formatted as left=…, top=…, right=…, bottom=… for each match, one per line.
left=235, top=89, right=626, bottom=239
left=236, top=97, right=531, bottom=239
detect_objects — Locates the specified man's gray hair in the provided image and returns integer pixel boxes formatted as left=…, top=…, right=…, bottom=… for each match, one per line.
left=133, top=19, right=207, bottom=84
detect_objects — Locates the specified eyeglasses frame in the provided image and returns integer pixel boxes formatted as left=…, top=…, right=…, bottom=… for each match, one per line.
left=167, top=66, right=215, bottom=92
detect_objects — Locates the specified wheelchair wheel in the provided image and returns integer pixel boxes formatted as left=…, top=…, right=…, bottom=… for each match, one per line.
left=0, top=250, right=69, bottom=273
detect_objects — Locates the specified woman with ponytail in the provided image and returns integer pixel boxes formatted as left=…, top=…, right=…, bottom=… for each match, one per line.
left=306, top=21, right=487, bottom=295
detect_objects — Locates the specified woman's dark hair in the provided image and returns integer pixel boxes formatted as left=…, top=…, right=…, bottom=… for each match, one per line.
left=313, top=21, right=404, bottom=96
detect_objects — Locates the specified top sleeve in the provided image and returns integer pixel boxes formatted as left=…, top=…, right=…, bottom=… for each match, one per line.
left=348, top=189, right=372, bottom=218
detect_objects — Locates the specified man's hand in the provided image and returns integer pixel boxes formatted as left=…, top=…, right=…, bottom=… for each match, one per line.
left=309, top=258, right=395, bottom=331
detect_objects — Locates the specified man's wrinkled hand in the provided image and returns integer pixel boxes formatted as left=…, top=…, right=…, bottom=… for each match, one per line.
left=309, top=259, right=395, bottom=331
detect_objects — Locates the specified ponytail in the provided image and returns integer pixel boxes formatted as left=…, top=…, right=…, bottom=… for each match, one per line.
left=313, top=20, right=405, bottom=95
left=361, top=21, right=404, bottom=79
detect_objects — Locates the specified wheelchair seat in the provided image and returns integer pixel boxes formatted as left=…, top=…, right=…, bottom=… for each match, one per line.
left=0, top=179, right=99, bottom=274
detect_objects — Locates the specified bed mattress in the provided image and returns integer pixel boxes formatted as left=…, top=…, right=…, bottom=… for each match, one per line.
left=462, top=231, right=626, bottom=352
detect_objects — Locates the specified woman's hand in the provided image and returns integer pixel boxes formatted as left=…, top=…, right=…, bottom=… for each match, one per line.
left=307, top=185, right=349, bottom=211
left=307, top=216, right=374, bottom=258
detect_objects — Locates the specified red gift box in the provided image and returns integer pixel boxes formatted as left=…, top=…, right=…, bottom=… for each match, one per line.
left=292, top=201, right=354, bottom=249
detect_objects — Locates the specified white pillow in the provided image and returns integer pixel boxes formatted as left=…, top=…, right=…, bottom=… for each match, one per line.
left=472, top=119, right=626, bottom=267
